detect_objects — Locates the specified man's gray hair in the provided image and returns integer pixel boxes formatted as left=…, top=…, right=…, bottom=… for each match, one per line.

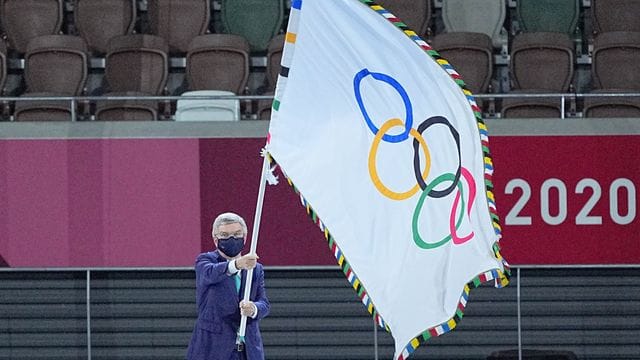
left=212, top=212, right=248, bottom=237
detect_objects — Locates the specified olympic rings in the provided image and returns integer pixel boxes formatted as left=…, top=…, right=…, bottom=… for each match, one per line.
left=368, top=118, right=431, bottom=200
left=354, top=68, right=413, bottom=143
left=354, top=68, right=477, bottom=250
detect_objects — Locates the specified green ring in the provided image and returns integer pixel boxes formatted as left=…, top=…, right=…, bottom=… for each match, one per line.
left=412, top=173, right=465, bottom=249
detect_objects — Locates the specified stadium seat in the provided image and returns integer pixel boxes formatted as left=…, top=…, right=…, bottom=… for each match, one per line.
left=186, top=34, right=251, bottom=95
left=441, top=0, right=507, bottom=50
left=264, top=34, right=285, bottom=92
left=590, top=32, right=640, bottom=90
left=74, top=0, right=137, bottom=55
left=584, top=31, right=640, bottom=117
left=501, top=32, right=574, bottom=118
left=175, top=90, right=241, bottom=121
left=147, top=0, right=210, bottom=55
left=376, top=0, right=432, bottom=36
left=583, top=90, right=640, bottom=118
left=220, top=0, right=285, bottom=53
left=516, top=0, right=580, bottom=35
left=96, top=35, right=169, bottom=121
left=14, top=35, right=89, bottom=121
left=431, top=32, right=494, bottom=94
left=256, top=92, right=274, bottom=120
left=256, top=35, right=284, bottom=120
left=0, top=0, right=64, bottom=54
left=591, top=0, right=640, bottom=35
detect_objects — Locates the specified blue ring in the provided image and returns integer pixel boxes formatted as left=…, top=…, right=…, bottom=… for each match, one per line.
left=353, top=69, right=413, bottom=143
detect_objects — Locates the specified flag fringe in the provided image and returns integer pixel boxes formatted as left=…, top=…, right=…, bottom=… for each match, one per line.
left=269, top=1, right=510, bottom=358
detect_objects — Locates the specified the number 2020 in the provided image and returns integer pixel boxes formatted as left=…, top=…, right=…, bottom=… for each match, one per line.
left=504, top=178, right=636, bottom=226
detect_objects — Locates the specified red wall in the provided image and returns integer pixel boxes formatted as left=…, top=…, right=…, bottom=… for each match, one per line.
left=1, top=135, right=638, bottom=267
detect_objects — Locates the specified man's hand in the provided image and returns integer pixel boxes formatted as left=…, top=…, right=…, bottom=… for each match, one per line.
left=235, top=254, right=258, bottom=270
left=239, top=300, right=257, bottom=317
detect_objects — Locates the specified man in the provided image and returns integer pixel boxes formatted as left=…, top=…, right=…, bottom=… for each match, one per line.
left=187, top=212, right=270, bottom=360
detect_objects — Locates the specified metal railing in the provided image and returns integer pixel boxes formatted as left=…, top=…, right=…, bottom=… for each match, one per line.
left=2, top=264, right=639, bottom=360
left=0, top=94, right=275, bottom=122
left=1, top=92, right=640, bottom=121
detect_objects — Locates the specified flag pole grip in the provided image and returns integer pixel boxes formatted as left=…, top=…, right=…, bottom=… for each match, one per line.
left=237, top=155, right=270, bottom=340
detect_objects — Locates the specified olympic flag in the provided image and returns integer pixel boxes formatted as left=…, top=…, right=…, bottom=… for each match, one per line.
left=265, top=0, right=509, bottom=358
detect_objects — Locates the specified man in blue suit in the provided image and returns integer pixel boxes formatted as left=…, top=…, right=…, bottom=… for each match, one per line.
left=187, top=212, right=270, bottom=360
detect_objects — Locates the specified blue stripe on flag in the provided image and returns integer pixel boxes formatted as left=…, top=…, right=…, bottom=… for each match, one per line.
left=442, top=322, right=451, bottom=332
left=405, top=343, right=416, bottom=354
left=491, top=269, right=499, bottom=279
left=292, top=0, right=302, bottom=10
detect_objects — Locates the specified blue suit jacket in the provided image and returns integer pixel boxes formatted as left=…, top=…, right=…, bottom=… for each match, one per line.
left=186, top=251, right=270, bottom=360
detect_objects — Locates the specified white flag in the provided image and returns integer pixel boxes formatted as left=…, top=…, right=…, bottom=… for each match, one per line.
left=265, top=1, right=509, bottom=358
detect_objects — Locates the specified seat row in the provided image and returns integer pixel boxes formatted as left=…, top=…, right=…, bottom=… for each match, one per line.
left=1, top=28, right=638, bottom=121
left=381, top=0, right=640, bottom=49
left=0, top=32, right=284, bottom=121
left=0, top=0, right=285, bottom=55
left=397, top=0, right=640, bottom=117
left=1, top=0, right=640, bottom=120
left=2, top=0, right=636, bottom=58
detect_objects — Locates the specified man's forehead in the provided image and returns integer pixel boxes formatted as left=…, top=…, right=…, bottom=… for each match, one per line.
left=217, top=222, right=243, bottom=232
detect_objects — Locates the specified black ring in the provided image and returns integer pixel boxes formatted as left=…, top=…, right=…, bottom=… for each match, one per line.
left=412, top=116, right=461, bottom=198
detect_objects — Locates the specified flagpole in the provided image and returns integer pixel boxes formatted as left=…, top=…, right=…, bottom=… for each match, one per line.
left=237, top=154, right=270, bottom=340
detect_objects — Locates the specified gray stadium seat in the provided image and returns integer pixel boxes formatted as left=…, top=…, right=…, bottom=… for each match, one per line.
left=441, top=0, right=507, bottom=50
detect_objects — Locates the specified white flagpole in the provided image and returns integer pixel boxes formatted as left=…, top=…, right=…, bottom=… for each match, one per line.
left=237, top=154, right=270, bottom=339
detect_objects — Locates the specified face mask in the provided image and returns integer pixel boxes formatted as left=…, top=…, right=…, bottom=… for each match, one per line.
left=217, top=236, right=245, bottom=257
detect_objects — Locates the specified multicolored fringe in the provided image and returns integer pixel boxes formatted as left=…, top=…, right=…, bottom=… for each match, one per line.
left=269, top=1, right=510, bottom=358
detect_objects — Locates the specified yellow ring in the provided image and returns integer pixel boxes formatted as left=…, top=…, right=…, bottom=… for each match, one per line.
left=368, top=118, right=431, bottom=200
